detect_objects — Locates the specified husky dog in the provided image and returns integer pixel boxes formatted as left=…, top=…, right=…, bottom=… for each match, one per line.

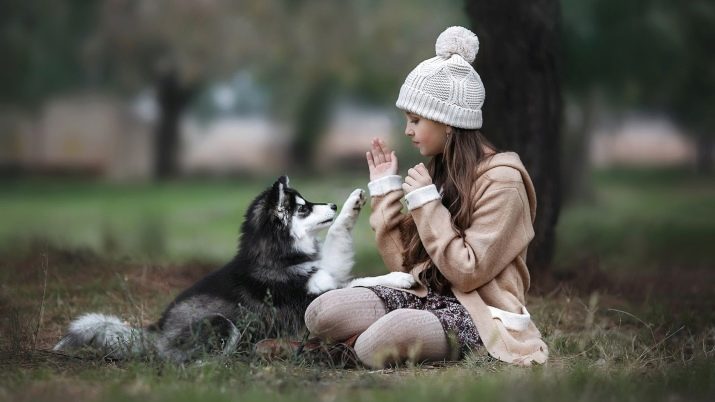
left=53, top=176, right=415, bottom=362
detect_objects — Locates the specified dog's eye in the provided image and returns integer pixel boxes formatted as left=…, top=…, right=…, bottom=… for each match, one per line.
left=297, top=205, right=308, bottom=213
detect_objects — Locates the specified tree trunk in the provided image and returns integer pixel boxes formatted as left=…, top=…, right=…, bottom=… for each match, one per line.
left=154, top=70, right=195, bottom=180
left=289, top=76, right=335, bottom=172
left=695, top=132, right=713, bottom=175
left=464, top=0, right=563, bottom=273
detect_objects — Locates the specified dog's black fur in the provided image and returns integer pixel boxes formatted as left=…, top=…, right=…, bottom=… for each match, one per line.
left=152, top=176, right=336, bottom=339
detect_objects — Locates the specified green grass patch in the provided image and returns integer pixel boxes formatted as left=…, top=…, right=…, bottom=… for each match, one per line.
left=554, top=167, right=715, bottom=272
left=0, top=174, right=387, bottom=275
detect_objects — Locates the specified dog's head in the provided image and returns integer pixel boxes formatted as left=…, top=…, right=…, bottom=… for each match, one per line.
left=242, top=176, right=337, bottom=254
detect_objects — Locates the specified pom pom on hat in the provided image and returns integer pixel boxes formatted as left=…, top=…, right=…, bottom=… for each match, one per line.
left=435, top=26, right=480, bottom=63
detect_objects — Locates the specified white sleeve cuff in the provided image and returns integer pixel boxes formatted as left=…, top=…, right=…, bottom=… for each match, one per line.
left=404, top=184, right=441, bottom=211
left=368, top=175, right=403, bottom=197
left=488, top=306, right=531, bottom=332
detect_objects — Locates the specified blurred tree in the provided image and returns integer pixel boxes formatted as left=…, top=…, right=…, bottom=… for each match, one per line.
left=262, top=0, right=465, bottom=171
left=464, top=0, right=563, bottom=273
left=0, top=0, right=99, bottom=106
left=1, top=0, right=467, bottom=175
left=667, top=1, right=715, bottom=174
left=86, top=0, right=280, bottom=179
left=74, top=0, right=466, bottom=175
left=90, top=0, right=467, bottom=175
left=561, top=0, right=715, bottom=174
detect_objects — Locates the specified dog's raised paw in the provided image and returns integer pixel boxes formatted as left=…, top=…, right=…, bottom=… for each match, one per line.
left=344, top=189, right=366, bottom=212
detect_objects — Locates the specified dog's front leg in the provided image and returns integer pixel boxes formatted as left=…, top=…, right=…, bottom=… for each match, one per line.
left=319, top=189, right=366, bottom=283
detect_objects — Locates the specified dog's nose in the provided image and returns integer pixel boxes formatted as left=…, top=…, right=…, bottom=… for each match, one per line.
left=329, top=203, right=337, bottom=211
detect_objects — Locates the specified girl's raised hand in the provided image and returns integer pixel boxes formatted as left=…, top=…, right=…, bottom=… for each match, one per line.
left=402, top=163, right=432, bottom=194
left=366, top=137, right=398, bottom=181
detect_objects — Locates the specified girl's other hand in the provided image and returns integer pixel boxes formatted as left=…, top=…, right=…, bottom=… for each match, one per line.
left=402, top=163, right=432, bottom=194
left=366, top=137, right=399, bottom=181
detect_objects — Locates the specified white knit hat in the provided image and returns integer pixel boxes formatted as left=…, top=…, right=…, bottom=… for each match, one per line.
left=395, top=26, right=485, bottom=129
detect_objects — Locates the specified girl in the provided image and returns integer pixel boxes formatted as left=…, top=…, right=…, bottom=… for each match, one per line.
left=304, top=26, right=548, bottom=368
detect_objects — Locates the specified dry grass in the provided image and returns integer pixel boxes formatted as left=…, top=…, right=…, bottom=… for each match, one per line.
left=1, top=244, right=713, bottom=402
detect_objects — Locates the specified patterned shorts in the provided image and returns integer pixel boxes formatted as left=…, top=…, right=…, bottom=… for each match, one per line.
left=365, top=285, right=482, bottom=358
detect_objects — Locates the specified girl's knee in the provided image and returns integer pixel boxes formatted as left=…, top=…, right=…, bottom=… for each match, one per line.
left=304, top=291, right=335, bottom=337
left=354, top=309, right=442, bottom=368
left=305, top=287, right=386, bottom=341
left=304, top=288, right=356, bottom=338
left=372, top=309, right=422, bottom=334
left=353, top=309, right=410, bottom=365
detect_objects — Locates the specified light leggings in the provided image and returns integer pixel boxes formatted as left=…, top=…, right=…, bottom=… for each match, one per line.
left=304, top=287, right=451, bottom=368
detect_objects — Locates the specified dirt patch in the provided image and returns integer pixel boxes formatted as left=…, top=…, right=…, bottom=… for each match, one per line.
left=126, top=261, right=216, bottom=298
left=535, top=255, right=715, bottom=328
left=0, top=245, right=220, bottom=354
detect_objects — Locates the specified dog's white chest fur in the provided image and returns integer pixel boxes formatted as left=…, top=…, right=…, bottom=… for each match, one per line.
left=304, top=188, right=416, bottom=295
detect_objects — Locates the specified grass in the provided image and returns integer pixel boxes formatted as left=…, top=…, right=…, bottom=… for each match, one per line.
left=1, top=167, right=714, bottom=401
left=0, top=174, right=386, bottom=274
left=554, top=167, right=715, bottom=273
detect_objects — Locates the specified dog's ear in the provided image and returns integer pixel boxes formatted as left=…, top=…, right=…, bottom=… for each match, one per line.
left=268, top=176, right=288, bottom=211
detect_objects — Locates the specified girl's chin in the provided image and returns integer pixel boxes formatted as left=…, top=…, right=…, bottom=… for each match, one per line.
left=419, top=148, right=438, bottom=157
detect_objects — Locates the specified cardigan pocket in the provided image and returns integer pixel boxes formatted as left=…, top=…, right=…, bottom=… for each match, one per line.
left=488, top=306, right=531, bottom=332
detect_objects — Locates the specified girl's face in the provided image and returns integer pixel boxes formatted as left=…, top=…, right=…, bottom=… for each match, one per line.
left=403, top=111, right=450, bottom=157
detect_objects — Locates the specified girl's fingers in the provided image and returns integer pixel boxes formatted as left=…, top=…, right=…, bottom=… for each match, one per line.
left=366, top=152, right=375, bottom=169
left=380, top=140, right=391, bottom=162
left=377, top=139, right=391, bottom=161
left=407, top=165, right=431, bottom=187
left=409, top=163, right=426, bottom=177
left=372, top=141, right=385, bottom=165
left=415, top=163, right=429, bottom=177
left=377, top=141, right=387, bottom=165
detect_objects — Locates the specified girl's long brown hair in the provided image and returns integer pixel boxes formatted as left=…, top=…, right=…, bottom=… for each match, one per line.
left=399, top=127, right=500, bottom=294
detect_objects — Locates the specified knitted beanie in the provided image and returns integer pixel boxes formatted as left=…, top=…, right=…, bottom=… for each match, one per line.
left=395, top=26, right=485, bottom=129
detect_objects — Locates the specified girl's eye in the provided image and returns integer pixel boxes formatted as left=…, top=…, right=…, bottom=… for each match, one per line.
left=410, top=119, right=419, bottom=124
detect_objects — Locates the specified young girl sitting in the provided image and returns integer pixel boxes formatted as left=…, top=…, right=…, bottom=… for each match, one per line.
left=304, top=26, right=548, bottom=368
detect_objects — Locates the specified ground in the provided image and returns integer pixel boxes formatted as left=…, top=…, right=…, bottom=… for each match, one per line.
left=0, top=168, right=713, bottom=401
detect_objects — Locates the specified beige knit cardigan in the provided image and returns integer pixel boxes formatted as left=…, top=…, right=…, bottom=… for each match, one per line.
left=367, top=151, right=548, bottom=365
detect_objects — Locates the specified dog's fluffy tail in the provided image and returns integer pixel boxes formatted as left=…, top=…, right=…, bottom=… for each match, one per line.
left=53, top=313, right=149, bottom=359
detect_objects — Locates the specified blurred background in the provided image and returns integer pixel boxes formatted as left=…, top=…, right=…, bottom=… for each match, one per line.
left=0, top=0, right=712, bottom=284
